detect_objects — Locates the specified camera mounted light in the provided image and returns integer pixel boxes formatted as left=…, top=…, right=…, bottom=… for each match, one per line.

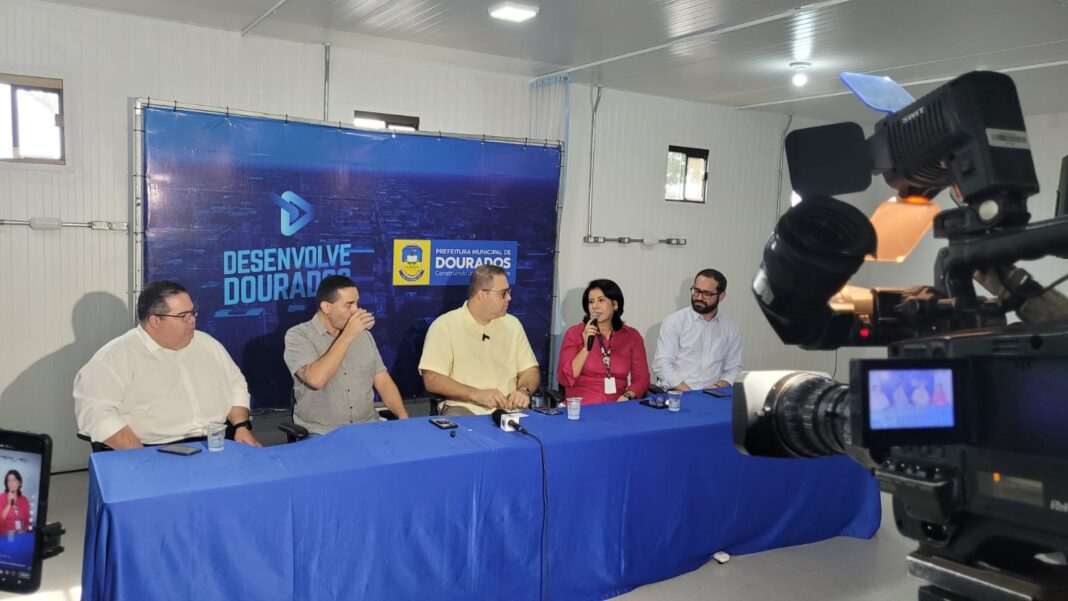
left=867, top=195, right=941, bottom=263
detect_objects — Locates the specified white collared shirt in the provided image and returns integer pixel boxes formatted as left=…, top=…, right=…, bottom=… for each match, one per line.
left=74, top=326, right=250, bottom=444
left=653, top=307, right=742, bottom=390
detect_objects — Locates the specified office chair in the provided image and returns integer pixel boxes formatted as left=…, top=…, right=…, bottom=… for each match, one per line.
left=277, top=390, right=310, bottom=443
left=276, top=390, right=402, bottom=443
left=426, top=391, right=444, bottom=416
left=78, top=426, right=245, bottom=452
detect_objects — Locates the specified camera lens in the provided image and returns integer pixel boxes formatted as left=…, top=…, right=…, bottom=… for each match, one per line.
left=733, top=371, right=851, bottom=459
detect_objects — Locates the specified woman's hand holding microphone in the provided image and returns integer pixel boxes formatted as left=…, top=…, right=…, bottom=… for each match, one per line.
left=582, top=313, right=600, bottom=352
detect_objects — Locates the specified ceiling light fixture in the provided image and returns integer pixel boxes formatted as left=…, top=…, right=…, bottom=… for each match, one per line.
left=490, top=1, right=539, bottom=23
left=790, top=61, right=812, bottom=87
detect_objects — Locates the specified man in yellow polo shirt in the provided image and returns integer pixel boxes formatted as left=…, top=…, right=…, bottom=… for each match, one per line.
left=419, top=265, right=540, bottom=416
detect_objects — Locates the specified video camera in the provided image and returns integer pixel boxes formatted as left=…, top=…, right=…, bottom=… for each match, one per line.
left=0, top=429, right=64, bottom=594
left=733, top=71, right=1068, bottom=600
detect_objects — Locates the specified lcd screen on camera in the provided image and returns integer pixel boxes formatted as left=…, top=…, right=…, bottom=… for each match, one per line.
left=868, top=368, right=955, bottom=430
left=0, top=448, right=42, bottom=581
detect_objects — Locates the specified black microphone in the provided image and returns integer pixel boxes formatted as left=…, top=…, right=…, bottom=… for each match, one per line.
left=482, top=333, right=490, bottom=341
left=491, top=409, right=528, bottom=434
left=585, top=312, right=600, bottom=351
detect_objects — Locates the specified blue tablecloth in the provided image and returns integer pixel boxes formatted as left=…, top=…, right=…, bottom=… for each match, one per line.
left=82, top=391, right=880, bottom=601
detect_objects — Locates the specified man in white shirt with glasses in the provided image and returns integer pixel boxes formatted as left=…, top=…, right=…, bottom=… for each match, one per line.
left=653, top=269, right=743, bottom=391
left=74, top=280, right=262, bottom=450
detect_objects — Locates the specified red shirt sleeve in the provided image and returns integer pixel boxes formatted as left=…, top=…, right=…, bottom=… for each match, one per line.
left=556, top=324, right=584, bottom=388
left=626, top=327, right=651, bottom=397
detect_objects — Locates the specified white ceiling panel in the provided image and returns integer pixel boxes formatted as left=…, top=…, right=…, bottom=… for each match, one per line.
left=43, top=0, right=1068, bottom=119
left=264, top=0, right=807, bottom=67
left=44, top=0, right=282, bottom=31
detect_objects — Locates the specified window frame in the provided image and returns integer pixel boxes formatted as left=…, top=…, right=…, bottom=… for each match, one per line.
left=664, top=145, right=708, bottom=204
left=1, top=73, right=65, bottom=165
left=353, top=109, right=420, bottom=132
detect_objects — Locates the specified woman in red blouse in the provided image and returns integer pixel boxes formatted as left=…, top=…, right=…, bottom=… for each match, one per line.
left=1, top=470, right=31, bottom=535
left=557, top=279, right=650, bottom=404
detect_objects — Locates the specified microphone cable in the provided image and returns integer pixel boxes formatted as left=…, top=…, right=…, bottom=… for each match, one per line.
left=514, top=425, right=550, bottom=601
left=493, top=409, right=551, bottom=600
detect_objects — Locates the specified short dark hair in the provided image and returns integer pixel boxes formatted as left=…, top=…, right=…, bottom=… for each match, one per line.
left=467, top=265, right=507, bottom=299
left=5, top=469, right=23, bottom=497
left=695, top=269, right=726, bottom=293
left=137, top=281, right=188, bottom=322
left=582, top=279, right=625, bottom=331
left=316, top=275, right=357, bottom=307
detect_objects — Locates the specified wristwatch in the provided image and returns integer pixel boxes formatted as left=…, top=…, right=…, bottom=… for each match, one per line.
left=229, top=419, right=252, bottom=432
left=622, top=391, right=636, bottom=400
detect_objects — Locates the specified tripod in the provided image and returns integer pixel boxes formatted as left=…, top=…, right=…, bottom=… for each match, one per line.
left=908, top=550, right=1068, bottom=601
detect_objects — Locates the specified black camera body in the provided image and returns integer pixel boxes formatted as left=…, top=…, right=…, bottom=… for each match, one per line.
left=735, top=71, right=1068, bottom=600
left=856, top=328, right=1068, bottom=573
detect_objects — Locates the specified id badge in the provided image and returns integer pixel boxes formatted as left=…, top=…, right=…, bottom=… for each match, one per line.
left=604, top=378, right=617, bottom=394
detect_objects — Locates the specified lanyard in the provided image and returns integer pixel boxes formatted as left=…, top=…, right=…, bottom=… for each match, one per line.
left=597, top=334, right=612, bottom=376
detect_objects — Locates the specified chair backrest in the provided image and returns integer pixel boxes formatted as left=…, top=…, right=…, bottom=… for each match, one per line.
left=542, top=386, right=563, bottom=407
left=425, top=392, right=444, bottom=416
left=276, top=388, right=310, bottom=443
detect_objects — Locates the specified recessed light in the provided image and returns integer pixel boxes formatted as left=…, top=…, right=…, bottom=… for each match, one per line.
left=490, top=1, right=539, bottom=22
left=790, top=61, right=811, bottom=87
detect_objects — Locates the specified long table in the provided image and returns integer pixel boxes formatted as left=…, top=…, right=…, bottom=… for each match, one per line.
left=81, top=391, right=880, bottom=601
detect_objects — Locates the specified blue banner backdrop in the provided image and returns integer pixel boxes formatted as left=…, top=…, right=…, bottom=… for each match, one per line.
left=142, top=107, right=561, bottom=411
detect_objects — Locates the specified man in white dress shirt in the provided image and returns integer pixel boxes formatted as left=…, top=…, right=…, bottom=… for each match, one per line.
left=74, top=280, right=262, bottom=450
left=653, top=269, right=743, bottom=391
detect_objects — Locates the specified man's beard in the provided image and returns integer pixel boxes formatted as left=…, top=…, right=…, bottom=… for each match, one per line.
left=691, top=299, right=719, bottom=315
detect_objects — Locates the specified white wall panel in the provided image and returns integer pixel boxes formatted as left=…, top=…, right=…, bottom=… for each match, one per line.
left=0, top=0, right=533, bottom=471
left=554, top=87, right=865, bottom=386
left=327, top=49, right=531, bottom=138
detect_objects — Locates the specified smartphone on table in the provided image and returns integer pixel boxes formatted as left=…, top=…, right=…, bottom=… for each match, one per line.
left=429, top=418, right=458, bottom=430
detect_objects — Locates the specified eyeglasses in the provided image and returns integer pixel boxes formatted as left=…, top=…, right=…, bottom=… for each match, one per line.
left=482, top=288, right=512, bottom=298
left=154, top=308, right=199, bottom=322
left=690, top=286, right=721, bottom=300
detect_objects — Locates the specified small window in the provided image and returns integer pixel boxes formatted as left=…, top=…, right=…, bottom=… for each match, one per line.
left=665, top=145, right=707, bottom=203
left=353, top=110, right=419, bottom=132
left=1, top=73, right=65, bottom=164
